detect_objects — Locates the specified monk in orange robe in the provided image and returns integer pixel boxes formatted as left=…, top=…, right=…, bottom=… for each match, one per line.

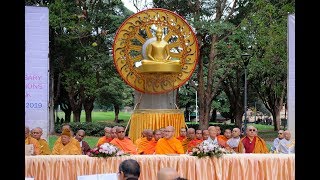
left=96, top=127, right=113, bottom=147
left=143, top=130, right=162, bottom=154
left=25, top=126, right=41, bottom=155
left=238, top=125, right=269, bottom=153
left=110, top=126, right=138, bottom=154
left=176, top=127, right=187, bottom=142
left=187, top=129, right=203, bottom=153
left=181, top=128, right=195, bottom=153
left=111, top=126, right=118, bottom=139
left=217, top=129, right=232, bottom=144
left=52, top=129, right=82, bottom=155
left=31, top=127, right=51, bottom=155
left=137, top=129, right=154, bottom=154
left=155, top=126, right=184, bottom=154
left=135, top=129, right=148, bottom=146
left=54, top=124, right=81, bottom=153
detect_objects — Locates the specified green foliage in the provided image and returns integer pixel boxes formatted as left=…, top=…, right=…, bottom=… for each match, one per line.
left=54, top=121, right=127, bottom=136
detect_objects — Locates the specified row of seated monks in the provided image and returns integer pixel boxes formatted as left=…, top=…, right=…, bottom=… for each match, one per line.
left=25, top=123, right=275, bottom=155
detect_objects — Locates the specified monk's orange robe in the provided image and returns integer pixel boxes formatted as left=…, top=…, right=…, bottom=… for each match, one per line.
left=137, top=137, right=151, bottom=154
left=238, top=136, right=269, bottom=153
left=181, top=138, right=192, bottom=153
left=155, top=137, right=184, bottom=154
left=135, top=137, right=143, bottom=146
left=96, top=136, right=113, bottom=147
left=25, top=135, right=41, bottom=155
left=187, top=139, right=203, bottom=153
left=143, top=140, right=157, bottom=155
left=51, top=140, right=82, bottom=155
left=176, top=135, right=186, bottom=142
left=54, top=136, right=81, bottom=153
left=110, top=138, right=138, bottom=154
left=217, top=135, right=228, bottom=143
left=38, top=139, right=51, bottom=155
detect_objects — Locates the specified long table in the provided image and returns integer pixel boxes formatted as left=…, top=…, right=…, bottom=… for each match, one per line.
left=25, top=154, right=295, bottom=180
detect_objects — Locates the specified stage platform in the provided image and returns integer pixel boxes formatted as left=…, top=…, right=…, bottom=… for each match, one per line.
left=25, top=154, right=294, bottom=180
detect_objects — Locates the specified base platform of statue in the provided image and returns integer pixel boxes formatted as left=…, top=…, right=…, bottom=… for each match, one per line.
left=128, top=109, right=186, bottom=143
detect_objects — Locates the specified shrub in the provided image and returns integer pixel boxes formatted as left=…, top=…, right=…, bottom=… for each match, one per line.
left=54, top=122, right=128, bottom=136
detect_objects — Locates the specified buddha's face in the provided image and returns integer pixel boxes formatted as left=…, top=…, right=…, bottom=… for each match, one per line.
left=156, top=29, right=163, bottom=39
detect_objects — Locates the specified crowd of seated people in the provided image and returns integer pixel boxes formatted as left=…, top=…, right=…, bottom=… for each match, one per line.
left=25, top=123, right=295, bottom=156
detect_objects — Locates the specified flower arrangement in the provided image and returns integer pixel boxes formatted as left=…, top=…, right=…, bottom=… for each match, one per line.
left=190, top=141, right=230, bottom=158
left=87, top=143, right=125, bottom=158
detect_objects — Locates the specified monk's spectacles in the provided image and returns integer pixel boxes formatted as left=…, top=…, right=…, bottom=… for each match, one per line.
left=117, top=131, right=125, bottom=133
left=248, top=129, right=256, bottom=132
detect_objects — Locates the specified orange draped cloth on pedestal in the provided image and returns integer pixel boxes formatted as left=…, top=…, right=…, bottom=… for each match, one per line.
left=128, top=109, right=186, bottom=143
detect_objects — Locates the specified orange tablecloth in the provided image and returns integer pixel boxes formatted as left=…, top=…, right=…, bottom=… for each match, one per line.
left=25, top=154, right=294, bottom=180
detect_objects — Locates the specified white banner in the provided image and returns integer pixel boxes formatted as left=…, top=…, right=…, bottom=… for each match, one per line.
left=25, top=6, right=50, bottom=141
left=287, top=14, right=295, bottom=138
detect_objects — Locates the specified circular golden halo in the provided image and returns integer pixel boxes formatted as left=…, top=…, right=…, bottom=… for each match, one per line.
left=113, top=8, right=199, bottom=94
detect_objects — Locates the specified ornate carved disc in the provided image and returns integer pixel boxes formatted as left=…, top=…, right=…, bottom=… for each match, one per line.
left=113, top=8, right=199, bottom=94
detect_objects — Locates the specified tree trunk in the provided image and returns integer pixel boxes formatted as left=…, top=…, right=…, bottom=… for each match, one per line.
left=234, top=110, right=243, bottom=128
left=210, top=109, right=217, bottom=122
left=83, top=96, right=95, bottom=122
left=64, top=109, right=72, bottom=122
left=73, top=109, right=82, bottom=122
left=271, top=105, right=282, bottom=131
left=68, top=85, right=84, bottom=122
left=114, top=104, right=120, bottom=123
left=60, top=102, right=72, bottom=123
left=49, top=72, right=55, bottom=134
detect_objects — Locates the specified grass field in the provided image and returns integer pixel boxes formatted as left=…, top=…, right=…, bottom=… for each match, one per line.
left=56, top=110, right=132, bottom=123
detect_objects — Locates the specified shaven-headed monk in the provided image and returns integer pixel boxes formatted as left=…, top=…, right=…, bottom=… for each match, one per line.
left=137, top=129, right=154, bottom=154
left=25, top=126, right=41, bottom=155
left=31, top=127, right=51, bottom=155
left=96, top=126, right=113, bottom=147
left=111, top=126, right=118, bottom=139
left=110, top=126, right=138, bottom=154
left=218, top=129, right=232, bottom=144
left=238, top=125, right=269, bottom=153
left=176, top=128, right=187, bottom=142
left=135, top=129, right=148, bottom=145
left=54, top=123, right=81, bottom=153
left=155, top=126, right=184, bottom=154
left=52, top=129, right=82, bottom=155
left=203, top=126, right=226, bottom=147
left=181, top=128, right=195, bottom=152
left=202, top=129, right=209, bottom=140
left=226, top=127, right=241, bottom=153
left=187, top=129, right=203, bottom=153
left=142, top=129, right=162, bottom=155
left=157, top=167, right=179, bottom=180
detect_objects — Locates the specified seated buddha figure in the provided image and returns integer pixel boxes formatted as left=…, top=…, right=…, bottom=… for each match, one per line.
left=138, top=27, right=181, bottom=73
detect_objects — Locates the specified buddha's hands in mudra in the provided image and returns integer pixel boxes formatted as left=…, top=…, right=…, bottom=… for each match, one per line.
left=142, top=27, right=180, bottom=65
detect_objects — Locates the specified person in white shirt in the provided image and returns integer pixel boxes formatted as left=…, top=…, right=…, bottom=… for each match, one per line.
left=276, top=130, right=295, bottom=154
left=271, top=130, right=284, bottom=152
left=226, top=127, right=241, bottom=153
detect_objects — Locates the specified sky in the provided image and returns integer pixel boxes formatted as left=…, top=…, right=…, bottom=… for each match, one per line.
left=121, top=0, right=153, bottom=13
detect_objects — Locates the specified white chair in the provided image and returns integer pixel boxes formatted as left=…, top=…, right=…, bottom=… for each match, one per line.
left=77, top=173, right=118, bottom=180
left=25, top=178, right=34, bottom=180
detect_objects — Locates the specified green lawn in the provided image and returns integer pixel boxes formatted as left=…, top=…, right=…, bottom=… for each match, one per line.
left=57, top=111, right=132, bottom=122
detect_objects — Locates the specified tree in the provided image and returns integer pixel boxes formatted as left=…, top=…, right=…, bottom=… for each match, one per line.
left=153, top=0, right=252, bottom=129
left=244, top=0, right=294, bottom=130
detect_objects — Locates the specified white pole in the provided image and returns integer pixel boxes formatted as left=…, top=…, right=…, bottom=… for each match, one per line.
left=195, top=90, right=198, bottom=122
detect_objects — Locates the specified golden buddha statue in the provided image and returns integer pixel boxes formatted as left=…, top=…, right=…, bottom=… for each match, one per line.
left=137, top=27, right=181, bottom=73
